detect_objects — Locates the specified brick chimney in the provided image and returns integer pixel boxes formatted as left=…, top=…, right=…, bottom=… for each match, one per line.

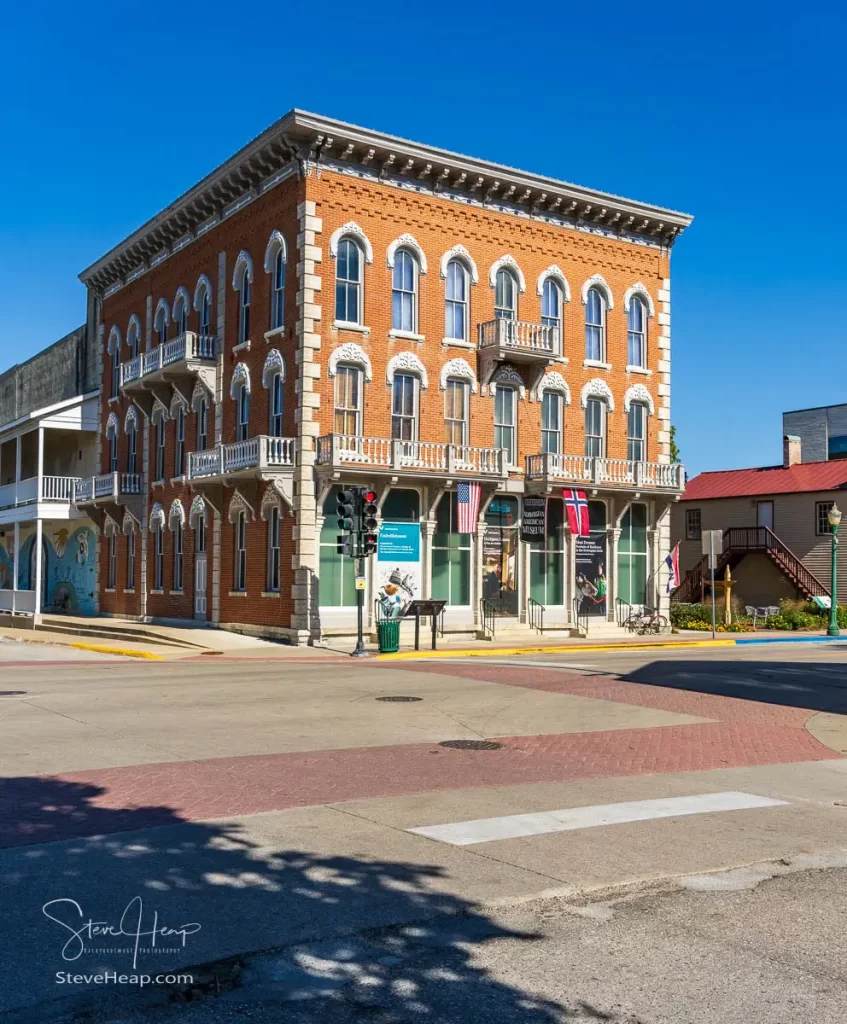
left=783, top=435, right=801, bottom=467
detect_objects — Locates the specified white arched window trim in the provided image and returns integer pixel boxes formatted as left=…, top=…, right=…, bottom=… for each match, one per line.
left=536, top=371, right=571, bottom=405
left=327, top=343, right=373, bottom=382
left=488, top=255, right=526, bottom=293
left=105, top=412, right=120, bottom=439
left=439, top=357, right=478, bottom=394
left=150, top=399, right=168, bottom=426
left=154, top=297, right=171, bottom=326
left=260, top=486, right=285, bottom=522
left=262, top=349, right=285, bottom=389
left=623, top=283, right=655, bottom=317
left=169, top=392, right=188, bottom=420
left=191, top=380, right=211, bottom=412
left=386, top=351, right=429, bottom=390
left=232, top=250, right=254, bottom=290
left=329, top=222, right=374, bottom=264
left=189, top=494, right=207, bottom=530
left=103, top=513, right=121, bottom=539
left=581, top=274, right=614, bottom=309
left=193, top=273, right=213, bottom=310
left=580, top=378, right=615, bottom=411
left=263, top=230, right=287, bottom=273
left=107, top=326, right=122, bottom=355
left=439, top=245, right=479, bottom=285
left=386, top=234, right=427, bottom=275
left=168, top=499, right=186, bottom=529
left=623, top=383, right=655, bottom=415
left=122, top=510, right=139, bottom=536
left=488, top=365, right=526, bottom=399
left=173, top=286, right=191, bottom=321
left=230, top=362, right=251, bottom=399
left=536, top=266, right=572, bottom=302
left=127, top=314, right=142, bottom=343
left=227, top=489, right=255, bottom=524
left=149, top=502, right=165, bottom=532
left=124, top=406, right=138, bottom=432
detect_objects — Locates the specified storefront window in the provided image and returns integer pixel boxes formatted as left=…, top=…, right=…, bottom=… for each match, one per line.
left=483, top=496, right=519, bottom=616
left=618, top=502, right=648, bottom=606
left=529, top=497, right=564, bottom=607
left=432, top=493, right=471, bottom=607
left=377, top=489, right=421, bottom=618
left=575, top=500, right=608, bottom=617
left=319, top=486, right=357, bottom=607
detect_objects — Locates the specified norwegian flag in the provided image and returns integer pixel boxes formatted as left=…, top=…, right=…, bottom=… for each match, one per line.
left=456, top=481, right=482, bottom=534
left=665, top=542, right=681, bottom=593
left=563, top=488, right=590, bottom=537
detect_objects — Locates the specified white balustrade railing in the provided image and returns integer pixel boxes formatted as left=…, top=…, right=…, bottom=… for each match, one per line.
left=316, top=435, right=506, bottom=476
left=40, top=476, right=81, bottom=501
left=94, top=473, right=118, bottom=498
left=73, top=478, right=94, bottom=503
left=121, top=355, right=142, bottom=385
left=478, top=319, right=558, bottom=353
left=188, top=436, right=295, bottom=480
left=525, top=453, right=685, bottom=490
left=120, top=473, right=142, bottom=494
left=189, top=448, right=224, bottom=479
left=121, top=332, right=218, bottom=386
left=266, top=437, right=295, bottom=466
left=0, top=589, right=36, bottom=614
left=223, top=438, right=260, bottom=473
left=141, top=347, right=163, bottom=376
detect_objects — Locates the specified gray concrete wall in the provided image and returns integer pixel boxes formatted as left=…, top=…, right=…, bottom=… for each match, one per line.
left=0, top=326, right=96, bottom=430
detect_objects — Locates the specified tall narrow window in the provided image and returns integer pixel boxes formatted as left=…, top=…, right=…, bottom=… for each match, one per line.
left=111, top=347, right=120, bottom=398
left=155, top=303, right=168, bottom=347
left=627, top=296, right=647, bottom=368
left=392, top=250, right=417, bottom=332
left=585, top=288, right=606, bottom=361
left=494, top=385, right=516, bottom=465
left=198, top=286, right=211, bottom=337
left=108, top=432, right=118, bottom=474
left=627, top=402, right=647, bottom=461
left=127, top=320, right=139, bottom=359
left=234, top=511, right=247, bottom=592
left=272, top=248, right=286, bottom=330
left=444, top=378, right=468, bottom=446
left=155, top=419, right=166, bottom=481
left=238, top=276, right=251, bottom=345
left=585, top=398, right=606, bottom=457
left=270, top=373, right=283, bottom=437
left=107, top=533, right=116, bottom=589
left=174, top=293, right=189, bottom=335
left=126, top=530, right=135, bottom=590
left=174, top=407, right=185, bottom=477
left=391, top=373, right=417, bottom=440
left=334, top=365, right=361, bottom=435
left=172, top=523, right=184, bottom=591
left=236, top=386, right=250, bottom=443
left=335, top=238, right=362, bottom=324
left=541, top=279, right=562, bottom=351
left=541, top=391, right=563, bottom=454
left=267, top=506, right=281, bottom=592
left=445, top=260, right=468, bottom=341
left=126, top=422, right=137, bottom=475
left=494, top=269, right=517, bottom=320
left=154, top=527, right=164, bottom=590
left=196, top=512, right=206, bottom=554
left=196, top=398, right=208, bottom=451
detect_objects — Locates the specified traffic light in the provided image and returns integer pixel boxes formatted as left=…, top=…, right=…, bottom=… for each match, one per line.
left=336, top=488, right=357, bottom=532
left=362, top=490, right=379, bottom=555
left=336, top=534, right=353, bottom=556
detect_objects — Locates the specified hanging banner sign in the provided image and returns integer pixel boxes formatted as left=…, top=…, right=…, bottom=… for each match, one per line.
left=575, top=534, right=608, bottom=617
left=520, top=496, right=546, bottom=541
left=376, top=522, right=421, bottom=619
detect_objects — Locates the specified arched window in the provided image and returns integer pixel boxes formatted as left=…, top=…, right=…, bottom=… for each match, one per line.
left=494, top=385, right=517, bottom=465
left=334, top=364, right=362, bottom=436
left=391, top=372, right=418, bottom=441
left=585, top=398, right=607, bottom=457
left=107, top=531, right=117, bottom=590
left=541, top=279, right=563, bottom=344
left=126, top=418, right=137, bottom=474
left=234, top=509, right=247, bottom=592
left=627, top=296, right=647, bottom=368
left=494, top=269, right=518, bottom=320
left=195, top=277, right=212, bottom=338
left=196, top=395, right=208, bottom=451
left=152, top=521, right=164, bottom=591
left=170, top=505, right=185, bottom=593
left=154, top=301, right=169, bottom=347
left=271, top=247, right=286, bottom=330
left=269, top=372, right=283, bottom=437
left=108, top=328, right=121, bottom=398
left=236, top=384, right=250, bottom=442
left=126, top=527, right=136, bottom=591
left=152, top=404, right=167, bottom=482
left=444, top=378, right=469, bottom=446
left=627, top=402, right=648, bottom=461
left=445, top=260, right=469, bottom=341
left=238, top=276, right=251, bottom=345
left=267, top=505, right=281, bottom=593
left=335, top=238, right=363, bottom=325
left=541, top=390, right=564, bottom=454
left=106, top=413, right=119, bottom=473
left=127, top=318, right=140, bottom=360
left=174, top=404, right=186, bottom=477
left=173, top=289, right=190, bottom=335
left=585, top=287, right=606, bottom=362
left=392, top=249, right=418, bottom=333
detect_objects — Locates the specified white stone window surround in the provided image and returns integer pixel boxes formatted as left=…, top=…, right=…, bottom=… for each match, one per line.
left=439, top=245, right=479, bottom=285
left=105, top=411, right=120, bottom=439
left=623, top=282, right=655, bottom=317
left=172, top=285, right=191, bottom=326
left=580, top=377, right=615, bottom=411
left=327, top=343, right=373, bottom=382
left=107, top=325, right=122, bottom=355
left=149, top=502, right=165, bottom=531
left=189, top=494, right=208, bottom=531
left=263, top=229, right=288, bottom=272
left=386, top=233, right=427, bottom=275
left=487, top=364, right=526, bottom=400
left=534, top=371, right=571, bottom=405
left=623, top=383, right=655, bottom=415
left=488, top=254, right=527, bottom=293
left=584, top=359, right=612, bottom=371
left=580, top=273, right=614, bottom=309
left=536, top=265, right=572, bottom=303
left=263, top=348, right=285, bottom=389
left=168, top=498, right=186, bottom=529
left=154, top=297, right=171, bottom=331
left=230, top=361, right=252, bottom=399
left=194, top=273, right=213, bottom=312
left=232, top=250, right=254, bottom=289
left=438, top=357, right=478, bottom=394
left=386, top=351, right=429, bottom=390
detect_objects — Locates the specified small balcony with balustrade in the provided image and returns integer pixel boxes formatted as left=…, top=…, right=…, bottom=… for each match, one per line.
left=120, top=332, right=218, bottom=417
left=315, top=435, right=508, bottom=484
left=187, top=436, right=296, bottom=513
left=477, top=319, right=563, bottom=390
left=73, top=472, right=143, bottom=523
left=524, top=452, right=685, bottom=495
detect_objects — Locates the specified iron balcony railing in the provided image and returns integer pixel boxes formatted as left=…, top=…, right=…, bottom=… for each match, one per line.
left=120, top=332, right=218, bottom=386
left=315, top=435, right=507, bottom=476
left=525, top=452, right=685, bottom=491
left=478, top=318, right=559, bottom=354
left=188, top=436, right=296, bottom=480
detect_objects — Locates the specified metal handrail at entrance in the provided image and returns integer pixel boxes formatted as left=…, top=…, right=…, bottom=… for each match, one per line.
left=527, top=597, right=545, bottom=633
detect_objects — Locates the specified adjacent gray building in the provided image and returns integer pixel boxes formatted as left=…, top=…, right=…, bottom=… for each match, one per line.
left=782, top=404, right=847, bottom=463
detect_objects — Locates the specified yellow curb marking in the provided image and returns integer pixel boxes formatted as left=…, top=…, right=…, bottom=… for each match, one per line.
left=69, top=642, right=163, bottom=660
left=376, top=639, right=737, bottom=661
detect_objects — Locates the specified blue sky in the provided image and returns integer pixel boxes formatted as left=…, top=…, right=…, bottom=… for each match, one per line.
left=1, top=0, right=844, bottom=476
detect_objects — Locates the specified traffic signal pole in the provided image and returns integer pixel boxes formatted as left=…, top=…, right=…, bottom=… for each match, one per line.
left=352, top=550, right=367, bottom=657
left=337, top=487, right=377, bottom=658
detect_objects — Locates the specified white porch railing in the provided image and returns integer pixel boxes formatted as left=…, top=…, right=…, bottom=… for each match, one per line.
left=74, top=477, right=94, bottom=503
left=0, top=477, right=39, bottom=509
left=188, top=436, right=296, bottom=480
left=525, top=452, right=685, bottom=491
left=122, top=332, right=218, bottom=385
left=478, top=319, right=558, bottom=353
left=40, top=476, right=81, bottom=501
left=315, top=435, right=507, bottom=477
left=0, top=589, right=36, bottom=614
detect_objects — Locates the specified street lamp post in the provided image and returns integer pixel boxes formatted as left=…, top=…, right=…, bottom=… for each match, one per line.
left=828, top=503, right=841, bottom=637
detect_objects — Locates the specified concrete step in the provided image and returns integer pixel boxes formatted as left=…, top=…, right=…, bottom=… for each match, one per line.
left=37, top=618, right=207, bottom=651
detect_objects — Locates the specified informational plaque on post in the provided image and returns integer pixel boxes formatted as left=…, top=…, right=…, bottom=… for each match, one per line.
left=520, top=496, right=546, bottom=541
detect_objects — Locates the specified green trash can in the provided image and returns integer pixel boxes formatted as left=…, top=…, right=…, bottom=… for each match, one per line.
left=377, top=618, right=400, bottom=653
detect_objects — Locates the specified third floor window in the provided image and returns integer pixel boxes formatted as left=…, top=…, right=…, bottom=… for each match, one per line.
left=335, top=238, right=362, bottom=325
left=445, top=259, right=468, bottom=341
left=494, top=269, right=517, bottom=320
left=392, top=250, right=418, bottom=333
left=585, top=287, right=606, bottom=362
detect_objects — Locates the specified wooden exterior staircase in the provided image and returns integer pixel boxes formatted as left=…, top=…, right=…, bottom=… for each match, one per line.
left=672, top=526, right=830, bottom=604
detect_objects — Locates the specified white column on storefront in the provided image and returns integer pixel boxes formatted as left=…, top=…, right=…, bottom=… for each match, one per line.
left=12, top=522, right=19, bottom=596
left=565, top=524, right=576, bottom=622
left=34, top=519, right=43, bottom=615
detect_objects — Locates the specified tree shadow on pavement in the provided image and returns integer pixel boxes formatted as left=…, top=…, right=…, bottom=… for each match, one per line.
left=623, top=657, right=847, bottom=713
left=0, top=776, right=616, bottom=1023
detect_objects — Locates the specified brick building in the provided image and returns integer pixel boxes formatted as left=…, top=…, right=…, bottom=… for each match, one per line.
left=75, top=110, right=691, bottom=642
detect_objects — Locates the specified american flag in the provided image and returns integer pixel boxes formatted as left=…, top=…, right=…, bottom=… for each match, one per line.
left=563, top=488, right=590, bottom=537
left=456, top=481, right=481, bottom=534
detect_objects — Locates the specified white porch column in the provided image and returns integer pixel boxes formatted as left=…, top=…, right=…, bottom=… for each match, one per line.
left=421, top=520, right=436, bottom=599
left=474, top=521, right=488, bottom=626
left=34, top=519, right=43, bottom=615
left=15, top=436, right=22, bottom=488
left=12, top=522, right=19, bottom=594
left=37, top=427, right=44, bottom=492
left=608, top=527, right=622, bottom=621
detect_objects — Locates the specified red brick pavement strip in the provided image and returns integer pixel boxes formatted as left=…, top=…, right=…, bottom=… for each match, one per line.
left=0, top=720, right=838, bottom=850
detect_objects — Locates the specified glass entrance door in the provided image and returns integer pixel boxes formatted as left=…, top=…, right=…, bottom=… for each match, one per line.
left=483, top=496, right=519, bottom=616
left=529, top=497, right=565, bottom=612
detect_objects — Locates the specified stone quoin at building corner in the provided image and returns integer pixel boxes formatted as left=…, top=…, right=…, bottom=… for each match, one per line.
left=75, top=109, right=692, bottom=643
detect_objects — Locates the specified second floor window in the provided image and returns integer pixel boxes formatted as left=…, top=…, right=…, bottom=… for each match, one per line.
left=155, top=419, right=166, bottom=481
left=627, top=402, right=647, bottom=461
left=494, top=269, right=517, bottom=320
left=444, top=378, right=468, bottom=446
left=174, top=294, right=189, bottom=335
left=197, top=286, right=211, bottom=337
left=541, top=279, right=562, bottom=347
left=272, top=247, right=286, bottom=330
left=267, top=506, right=281, bottom=593
left=392, top=250, right=417, bottom=333
left=107, top=533, right=116, bottom=589
left=196, top=398, right=207, bottom=451
left=234, top=511, right=247, bottom=592
left=172, top=523, right=184, bottom=592
left=127, top=320, right=139, bottom=359
left=391, top=373, right=417, bottom=441
left=585, top=398, right=606, bottom=458
left=108, top=432, right=118, bottom=474
left=238, top=276, right=251, bottom=345
left=445, top=260, right=468, bottom=341
left=111, top=347, right=120, bottom=398
left=153, top=527, right=164, bottom=590
left=494, top=385, right=516, bottom=466
left=174, top=407, right=185, bottom=476
left=336, top=238, right=362, bottom=324
left=585, top=287, right=606, bottom=362
left=686, top=508, right=702, bottom=541
left=126, top=530, right=135, bottom=590
left=155, top=303, right=168, bottom=347
left=541, top=391, right=563, bottom=454
left=236, top=385, right=250, bottom=443
left=270, top=373, right=283, bottom=437
left=334, top=364, right=361, bottom=435
left=627, top=296, right=647, bottom=368
left=126, top=423, right=137, bottom=474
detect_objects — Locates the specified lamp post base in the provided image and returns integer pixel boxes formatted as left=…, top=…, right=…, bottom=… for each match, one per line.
left=827, top=625, right=841, bottom=637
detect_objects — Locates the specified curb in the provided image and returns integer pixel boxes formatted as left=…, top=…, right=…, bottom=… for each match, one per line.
left=375, top=638, right=737, bottom=660
left=68, top=642, right=163, bottom=660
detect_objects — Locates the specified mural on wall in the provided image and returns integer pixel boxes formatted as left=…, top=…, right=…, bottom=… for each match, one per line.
left=1, top=522, right=96, bottom=614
